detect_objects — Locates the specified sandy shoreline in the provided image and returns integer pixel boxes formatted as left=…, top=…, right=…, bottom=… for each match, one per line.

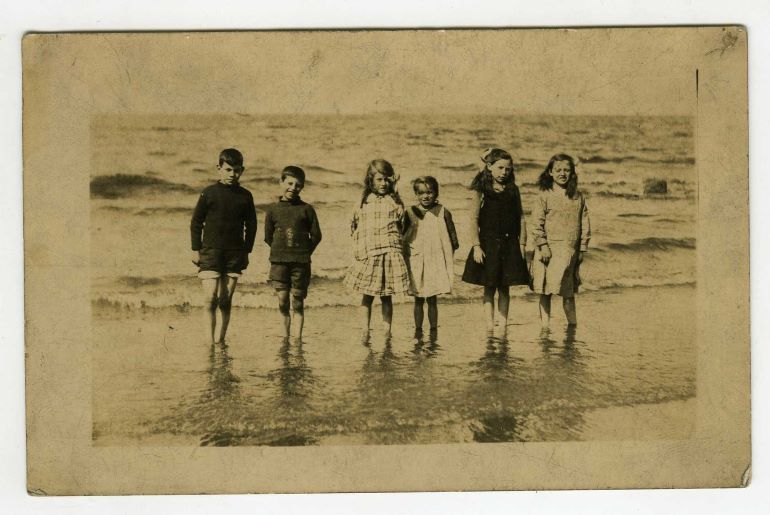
left=93, top=285, right=696, bottom=446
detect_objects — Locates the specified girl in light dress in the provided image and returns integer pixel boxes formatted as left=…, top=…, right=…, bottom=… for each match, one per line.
left=530, top=154, right=591, bottom=329
left=461, top=148, right=530, bottom=338
left=402, top=176, right=459, bottom=339
left=343, top=159, right=410, bottom=341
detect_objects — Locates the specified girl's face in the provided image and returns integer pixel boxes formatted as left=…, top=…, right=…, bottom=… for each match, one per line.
left=489, top=159, right=513, bottom=184
left=415, top=183, right=437, bottom=208
left=551, top=160, right=572, bottom=188
left=372, top=172, right=390, bottom=195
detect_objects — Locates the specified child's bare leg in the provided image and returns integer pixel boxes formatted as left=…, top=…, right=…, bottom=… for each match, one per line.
left=426, top=296, right=438, bottom=331
left=381, top=295, right=393, bottom=336
left=413, top=297, right=425, bottom=335
left=496, top=286, right=510, bottom=337
left=292, top=294, right=305, bottom=342
left=359, top=295, right=374, bottom=334
left=217, top=276, right=238, bottom=343
left=539, top=294, right=552, bottom=329
left=482, top=286, right=496, bottom=335
left=277, top=290, right=291, bottom=339
left=201, top=278, right=219, bottom=344
left=563, top=296, right=577, bottom=326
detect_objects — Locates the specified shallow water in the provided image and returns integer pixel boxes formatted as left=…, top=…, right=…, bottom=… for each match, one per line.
left=90, top=113, right=696, bottom=310
left=92, top=285, right=695, bottom=446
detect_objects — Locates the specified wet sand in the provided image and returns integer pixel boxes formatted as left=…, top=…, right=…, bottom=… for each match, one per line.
left=92, top=285, right=695, bottom=446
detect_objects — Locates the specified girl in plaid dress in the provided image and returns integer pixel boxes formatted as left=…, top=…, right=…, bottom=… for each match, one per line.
left=343, top=159, right=410, bottom=340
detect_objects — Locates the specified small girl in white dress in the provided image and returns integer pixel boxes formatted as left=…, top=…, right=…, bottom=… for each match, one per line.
left=402, top=176, right=459, bottom=338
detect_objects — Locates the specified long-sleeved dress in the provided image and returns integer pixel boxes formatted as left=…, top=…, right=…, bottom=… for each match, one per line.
left=529, top=188, right=591, bottom=297
left=461, top=186, right=529, bottom=287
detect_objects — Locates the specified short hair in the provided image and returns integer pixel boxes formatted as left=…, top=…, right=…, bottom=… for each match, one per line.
left=218, top=148, right=244, bottom=168
left=281, top=165, right=306, bottom=184
left=412, top=176, right=439, bottom=196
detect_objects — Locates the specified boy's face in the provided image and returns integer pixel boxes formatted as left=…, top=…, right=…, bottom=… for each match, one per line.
left=551, top=160, right=572, bottom=188
left=281, top=175, right=304, bottom=201
left=415, top=183, right=437, bottom=208
left=218, top=161, right=244, bottom=185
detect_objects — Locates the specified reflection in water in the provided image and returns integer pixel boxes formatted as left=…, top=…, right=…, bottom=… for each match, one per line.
left=198, top=343, right=247, bottom=446
left=135, top=302, right=693, bottom=446
left=412, top=329, right=441, bottom=358
left=262, top=339, right=320, bottom=445
left=467, top=337, right=528, bottom=442
left=468, top=328, right=594, bottom=443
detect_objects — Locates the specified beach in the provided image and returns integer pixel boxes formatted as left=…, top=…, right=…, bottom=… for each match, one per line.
left=89, top=112, right=696, bottom=446
left=92, top=284, right=695, bottom=446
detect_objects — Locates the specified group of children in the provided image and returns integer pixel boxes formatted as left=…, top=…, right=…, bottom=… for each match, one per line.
left=190, top=147, right=591, bottom=345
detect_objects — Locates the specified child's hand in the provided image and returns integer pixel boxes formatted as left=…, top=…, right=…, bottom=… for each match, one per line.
left=472, top=245, right=485, bottom=264
left=539, top=245, right=552, bottom=264
left=191, top=251, right=200, bottom=266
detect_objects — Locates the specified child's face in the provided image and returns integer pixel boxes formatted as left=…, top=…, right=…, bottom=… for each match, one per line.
left=551, top=160, right=572, bottom=188
left=280, top=176, right=304, bottom=201
left=415, top=183, right=437, bottom=208
left=217, top=161, right=244, bottom=185
left=372, top=172, right=390, bottom=195
left=489, top=159, right=513, bottom=184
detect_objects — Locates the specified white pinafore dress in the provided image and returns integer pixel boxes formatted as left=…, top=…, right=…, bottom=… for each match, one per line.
left=403, top=205, right=455, bottom=297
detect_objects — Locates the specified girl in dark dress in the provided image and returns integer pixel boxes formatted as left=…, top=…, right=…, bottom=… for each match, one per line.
left=462, top=148, right=529, bottom=337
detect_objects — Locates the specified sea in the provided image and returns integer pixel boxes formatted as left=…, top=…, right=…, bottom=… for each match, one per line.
left=90, top=113, right=695, bottom=310
left=90, top=113, right=697, bottom=446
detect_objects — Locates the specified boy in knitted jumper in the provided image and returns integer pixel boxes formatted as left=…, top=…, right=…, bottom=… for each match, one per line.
left=264, top=166, right=322, bottom=342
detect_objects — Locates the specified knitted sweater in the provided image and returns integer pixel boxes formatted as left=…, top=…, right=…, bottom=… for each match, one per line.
left=263, top=197, right=322, bottom=263
left=190, top=181, right=257, bottom=251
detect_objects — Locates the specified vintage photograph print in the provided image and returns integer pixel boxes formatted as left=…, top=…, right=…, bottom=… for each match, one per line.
left=24, top=28, right=749, bottom=493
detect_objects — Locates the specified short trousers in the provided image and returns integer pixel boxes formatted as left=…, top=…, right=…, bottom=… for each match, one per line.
left=269, top=262, right=311, bottom=298
left=197, top=247, right=249, bottom=279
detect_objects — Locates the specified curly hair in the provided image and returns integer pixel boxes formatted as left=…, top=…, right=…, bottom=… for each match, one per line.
left=359, top=159, right=403, bottom=208
left=538, top=153, right=579, bottom=199
left=469, top=148, right=516, bottom=193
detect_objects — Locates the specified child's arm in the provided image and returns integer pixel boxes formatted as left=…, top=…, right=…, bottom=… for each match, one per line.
left=443, top=208, right=460, bottom=252
left=531, top=193, right=551, bottom=263
left=468, top=191, right=482, bottom=247
left=350, top=208, right=359, bottom=236
left=245, top=194, right=258, bottom=253
left=468, top=191, right=485, bottom=263
left=396, top=203, right=406, bottom=235
left=190, top=191, right=208, bottom=264
left=263, top=207, right=275, bottom=247
left=308, top=205, right=322, bottom=253
left=579, top=195, right=591, bottom=259
left=515, top=187, right=527, bottom=253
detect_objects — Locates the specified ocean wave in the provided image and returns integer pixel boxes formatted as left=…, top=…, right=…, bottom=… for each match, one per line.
left=582, top=155, right=694, bottom=166
left=301, top=164, right=345, bottom=175
left=617, top=213, right=654, bottom=218
left=92, top=278, right=694, bottom=312
left=135, top=206, right=193, bottom=216
left=605, top=237, right=696, bottom=252
left=90, top=174, right=195, bottom=199
left=440, top=164, right=477, bottom=172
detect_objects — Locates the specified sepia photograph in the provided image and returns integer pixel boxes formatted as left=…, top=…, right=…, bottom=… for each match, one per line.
left=23, top=26, right=749, bottom=494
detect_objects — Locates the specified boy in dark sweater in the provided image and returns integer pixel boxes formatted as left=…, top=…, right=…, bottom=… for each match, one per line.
left=264, top=166, right=322, bottom=342
left=190, top=148, right=257, bottom=344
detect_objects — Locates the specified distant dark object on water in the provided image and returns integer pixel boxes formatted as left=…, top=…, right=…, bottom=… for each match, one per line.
left=90, top=173, right=194, bottom=199
left=643, top=178, right=668, bottom=195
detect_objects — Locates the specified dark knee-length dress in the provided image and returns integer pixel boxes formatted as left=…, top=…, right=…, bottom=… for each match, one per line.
left=462, top=186, right=529, bottom=287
